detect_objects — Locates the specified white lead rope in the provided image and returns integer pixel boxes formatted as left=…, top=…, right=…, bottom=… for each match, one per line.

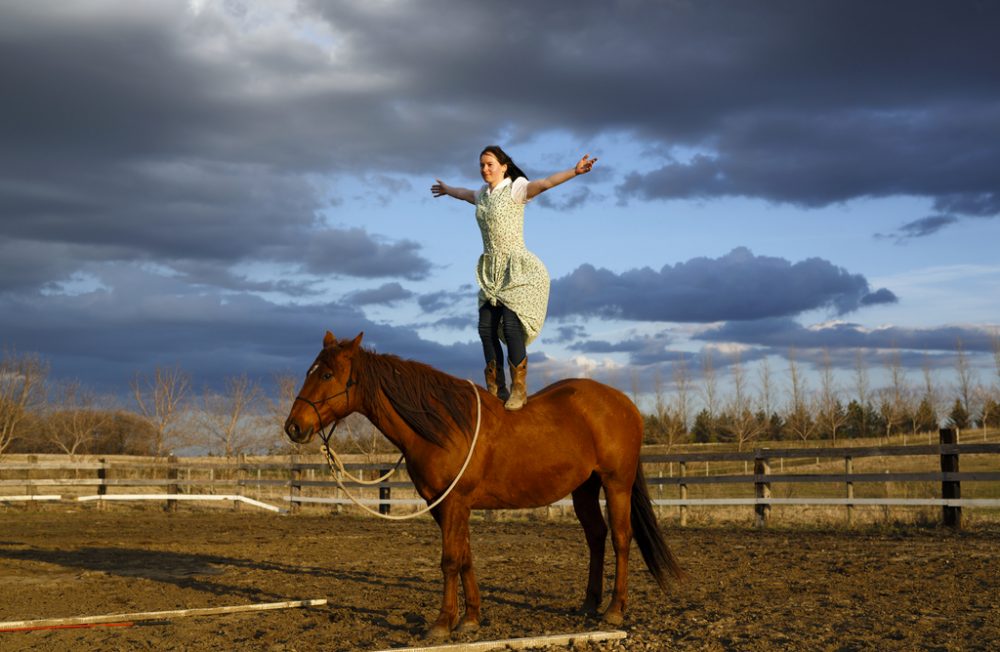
left=319, top=379, right=482, bottom=521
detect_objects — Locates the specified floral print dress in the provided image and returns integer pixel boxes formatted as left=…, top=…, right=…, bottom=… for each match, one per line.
left=474, top=178, right=550, bottom=346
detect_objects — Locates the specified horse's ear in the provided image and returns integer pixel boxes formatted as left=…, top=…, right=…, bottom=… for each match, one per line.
left=349, top=332, right=364, bottom=349
left=323, top=331, right=336, bottom=348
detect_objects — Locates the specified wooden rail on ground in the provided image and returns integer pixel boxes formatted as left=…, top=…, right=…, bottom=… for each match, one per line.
left=1, top=429, right=998, bottom=527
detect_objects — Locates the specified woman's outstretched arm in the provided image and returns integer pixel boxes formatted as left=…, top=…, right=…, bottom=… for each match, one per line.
left=525, top=154, right=598, bottom=200
left=431, top=179, right=477, bottom=204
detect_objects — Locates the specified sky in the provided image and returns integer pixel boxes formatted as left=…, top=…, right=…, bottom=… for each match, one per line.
left=1, top=0, right=999, bottom=408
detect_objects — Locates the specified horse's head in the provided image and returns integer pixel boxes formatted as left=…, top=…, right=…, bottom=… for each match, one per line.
left=284, top=330, right=364, bottom=444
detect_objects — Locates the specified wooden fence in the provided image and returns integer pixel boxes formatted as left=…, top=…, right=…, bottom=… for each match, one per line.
left=2, top=430, right=998, bottom=528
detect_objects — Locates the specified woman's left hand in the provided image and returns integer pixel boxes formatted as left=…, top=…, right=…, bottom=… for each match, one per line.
left=575, top=154, right=598, bottom=175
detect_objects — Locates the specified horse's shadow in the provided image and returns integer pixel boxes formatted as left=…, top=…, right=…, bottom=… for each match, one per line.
left=0, top=544, right=433, bottom=605
left=0, top=544, right=574, bottom=622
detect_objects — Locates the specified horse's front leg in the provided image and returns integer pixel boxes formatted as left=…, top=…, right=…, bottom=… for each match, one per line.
left=456, top=518, right=481, bottom=633
left=427, top=502, right=476, bottom=639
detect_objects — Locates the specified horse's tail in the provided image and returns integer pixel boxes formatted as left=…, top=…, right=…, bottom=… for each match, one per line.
left=631, top=463, right=685, bottom=590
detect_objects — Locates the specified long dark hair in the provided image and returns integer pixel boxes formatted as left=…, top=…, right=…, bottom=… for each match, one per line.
left=481, top=145, right=528, bottom=181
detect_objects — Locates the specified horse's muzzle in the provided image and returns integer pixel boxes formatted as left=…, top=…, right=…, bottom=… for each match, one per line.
left=284, top=417, right=314, bottom=444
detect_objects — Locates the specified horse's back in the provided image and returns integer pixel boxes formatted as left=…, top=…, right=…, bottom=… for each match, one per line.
left=474, top=377, right=644, bottom=507
left=532, top=377, right=643, bottom=434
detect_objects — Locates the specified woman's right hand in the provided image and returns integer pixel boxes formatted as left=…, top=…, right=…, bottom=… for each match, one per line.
left=431, top=179, right=448, bottom=197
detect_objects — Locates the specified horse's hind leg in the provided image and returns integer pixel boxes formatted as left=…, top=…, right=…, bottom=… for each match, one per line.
left=601, top=477, right=634, bottom=626
left=572, top=472, right=607, bottom=616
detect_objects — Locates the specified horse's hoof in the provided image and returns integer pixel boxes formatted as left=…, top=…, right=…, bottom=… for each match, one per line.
left=577, top=602, right=600, bottom=618
left=601, top=609, right=624, bottom=626
left=423, top=624, right=451, bottom=641
left=456, top=619, right=480, bottom=633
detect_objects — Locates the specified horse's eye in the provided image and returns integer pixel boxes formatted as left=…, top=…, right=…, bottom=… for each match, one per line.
left=322, top=372, right=333, bottom=380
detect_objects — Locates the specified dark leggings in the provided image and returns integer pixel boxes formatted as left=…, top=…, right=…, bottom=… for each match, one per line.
left=478, top=302, right=526, bottom=367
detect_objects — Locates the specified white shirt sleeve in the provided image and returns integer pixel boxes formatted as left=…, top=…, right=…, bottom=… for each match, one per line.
left=510, top=176, right=531, bottom=204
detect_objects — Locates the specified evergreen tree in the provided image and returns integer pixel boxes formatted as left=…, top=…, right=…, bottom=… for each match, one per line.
left=844, top=400, right=866, bottom=439
left=947, top=398, right=970, bottom=430
left=690, top=408, right=716, bottom=443
left=768, top=411, right=786, bottom=440
left=914, top=397, right=939, bottom=434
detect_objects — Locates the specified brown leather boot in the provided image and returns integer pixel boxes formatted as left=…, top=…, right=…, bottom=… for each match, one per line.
left=484, top=360, right=509, bottom=401
left=504, top=358, right=527, bottom=411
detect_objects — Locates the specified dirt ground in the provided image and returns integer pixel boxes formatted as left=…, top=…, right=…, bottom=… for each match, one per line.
left=0, top=507, right=997, bottom=651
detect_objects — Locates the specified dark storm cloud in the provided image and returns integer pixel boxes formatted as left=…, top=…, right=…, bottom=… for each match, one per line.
left=295, top=229, right=430, bottom=280
left=695, top=318, right=996, bottom=355
left=0, top=2, right=439, bottom=293
left=1, top=0, right=996, bottom=391
left=569, top=331, right=679, bottom=366
left=549, top=248, right=896, bottom=323
left=534, top=187, right=597, bottom=212
left=0, top=270, right=482, bottom=392
left=308, top=1, right=1000, bottom=231
left=543, top=324, right=589, bottom=345
left=427, top=316, right=474, bottom=331
left=418, top=285, right=476, bottom=314
left=3, top=1, right=999, bottom=281
left=880, top=216, right=960, bottom=241
left=347, top=282, right=414, bottom=306
left=3, top=0, right=998, bottom=285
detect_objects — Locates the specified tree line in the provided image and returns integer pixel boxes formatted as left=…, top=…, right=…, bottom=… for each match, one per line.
left=640, top=340, right=1000, bottom=449
left=0, top=350, right=304, bottom=458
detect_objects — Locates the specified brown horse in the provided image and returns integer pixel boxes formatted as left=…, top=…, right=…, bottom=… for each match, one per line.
left=284, top=331, right=682, bottom=638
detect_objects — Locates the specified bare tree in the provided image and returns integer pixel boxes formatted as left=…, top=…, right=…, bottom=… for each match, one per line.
left=200, top=374, right=263, bottom=457
left=993, top=329, right=1000, bottom=390
left=817, top=349, right=848, bottom=443
left=670, top=358, right=691, bottom=446
left=922, top=356, right=940, bottom=423
left=0, top=350, right=49, bottom=457
left=46, top=380, right=109, bottom=457
left=785, top=349, right=817, bottom=443
left=728, top=352, right=762, bottom=451
left=264, top=372, right=314, bottom=454
left=954, top=338, right=976, bottom=418
left=853, top=349, right=871, bottom=439
left=757, top=357, right=775, bottom=431
left=882, top=347, right=912, bottom=442
left=131, top=366, right=190, bottom=457
left=974, top=384, right=995, bottom=439
left=913, top=355, right=941, bottom=443
left=757, top=357, right=773, bottom=417
left=700, top=350, right=719, bottom=426
left=646, top=368, right=670, bottom=446
left=629, top=368, right=642, bottom=408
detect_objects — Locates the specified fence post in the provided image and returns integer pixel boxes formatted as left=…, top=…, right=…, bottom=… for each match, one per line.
left=289, top=455, right=301, bottom=514
left=26, top=455, right=37, bottom=509
left=379, top=468, right=391, bottom=515
left=166, top=455, right=178, bottom=512
left=97, top=458, right=108, bottom=511
left=844, top=456, right=854, bottom=526
left=234, top=454, right=247, bottom=512
left=754, top=454, right=770, bottom=528
left=940, top=428, right=961, bottom=529
left=678, top=461, right=688, bottom=527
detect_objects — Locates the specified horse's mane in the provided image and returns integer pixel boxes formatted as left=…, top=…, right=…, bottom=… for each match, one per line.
left=354, top=348, right=474, bottom=448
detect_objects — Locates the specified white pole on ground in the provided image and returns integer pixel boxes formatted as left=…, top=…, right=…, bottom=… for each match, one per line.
left=0, top=599, right=327, bottom=632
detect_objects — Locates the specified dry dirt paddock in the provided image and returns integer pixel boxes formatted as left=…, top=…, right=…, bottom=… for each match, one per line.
left=0, top=508, right=997, bottom=651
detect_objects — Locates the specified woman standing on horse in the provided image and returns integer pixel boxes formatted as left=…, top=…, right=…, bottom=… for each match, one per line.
left=431, top=146, right=597, bottom=410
